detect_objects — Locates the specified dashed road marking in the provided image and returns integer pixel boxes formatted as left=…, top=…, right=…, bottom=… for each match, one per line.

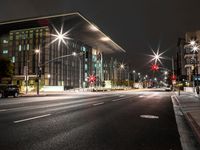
left=92, top=102, right=105, bottom=106
left=140, top=115, right=159, bottom=119
left=139, top=95, right=144, bottom=98
left=112, top=99, right=122, bottom=102
left=119, top=95, right=125, bottom=97
left=14, top=114, right=51, bottom=123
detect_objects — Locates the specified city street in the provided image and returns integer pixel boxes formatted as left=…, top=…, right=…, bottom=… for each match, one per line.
left=0, top=89, right=182, bottom=150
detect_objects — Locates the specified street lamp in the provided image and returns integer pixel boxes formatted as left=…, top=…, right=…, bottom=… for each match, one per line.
left=35, top=48, right=40, bottom=96
left=72, top=51, right=82, bottom=89
left=150, top=49, right=165, bottom=65
left=133, top=70, right=136, bottom=88
left=119, top=63, right=125, bottom=86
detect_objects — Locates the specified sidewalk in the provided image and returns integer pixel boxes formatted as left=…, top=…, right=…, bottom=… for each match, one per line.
left=174, top=91, right=200, bottom=145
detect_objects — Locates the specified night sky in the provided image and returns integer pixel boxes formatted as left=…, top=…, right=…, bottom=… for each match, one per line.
left=1, top=0, right=200, bottom=73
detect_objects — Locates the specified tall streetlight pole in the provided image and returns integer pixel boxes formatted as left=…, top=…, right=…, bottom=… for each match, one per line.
left=133, top=70, right=136, bottom=88
left=120, top=64, right=125, bottom=87
left=35, top=48, right=40, bottom=96
left=72, top=52, right=82, bottom=89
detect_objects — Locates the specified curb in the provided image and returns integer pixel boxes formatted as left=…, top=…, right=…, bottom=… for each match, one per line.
left=174, top=94, right=200, bottom=145
left=185, top=112, right=200, bottom=145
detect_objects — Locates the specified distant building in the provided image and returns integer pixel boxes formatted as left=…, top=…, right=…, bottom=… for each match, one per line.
left=183, top=31, right=200, bottom=85
left=0, top=12, right=125, bottom=91
left=176, top=38, right=186, bottom=80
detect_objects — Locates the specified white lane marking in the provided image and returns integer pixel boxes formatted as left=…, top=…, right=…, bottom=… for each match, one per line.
left=112, top=99, right=122, bottom=102
left=93, top=102, right=105, bottom=106
left=139, top=95, right=144, bottom=98
left=14, top=114, right=51, bottom=124
left=119, top=95, right=125, bottom=97
left=0, top=109, right=7, bottom=112
left=140, top=115, right=159, bottom=119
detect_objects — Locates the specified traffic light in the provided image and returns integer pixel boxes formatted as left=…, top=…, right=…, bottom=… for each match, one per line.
left=151, top=64, right=159, bottom=71
left=171, top=75, right=177, bottom=80
left=88, top=75, right=96, bottom=83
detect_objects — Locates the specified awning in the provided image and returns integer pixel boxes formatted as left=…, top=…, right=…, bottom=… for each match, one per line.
left=0, top=12, right=125, bottom=54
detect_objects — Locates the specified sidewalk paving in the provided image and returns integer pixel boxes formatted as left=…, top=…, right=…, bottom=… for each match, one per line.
left=174, top=91, right=200, bottom=145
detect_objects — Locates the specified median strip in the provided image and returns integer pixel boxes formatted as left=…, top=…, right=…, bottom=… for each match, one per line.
left=14, top=114, right=51, bottom=123
left=92, top=102, right=104, bottom=106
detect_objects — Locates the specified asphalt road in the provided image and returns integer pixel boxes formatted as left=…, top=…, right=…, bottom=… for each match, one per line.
left=0, top=89, right=182, bottom=150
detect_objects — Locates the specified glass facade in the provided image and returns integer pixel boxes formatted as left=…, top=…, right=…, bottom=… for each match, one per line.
left=0, top=25, right=93, bottom=90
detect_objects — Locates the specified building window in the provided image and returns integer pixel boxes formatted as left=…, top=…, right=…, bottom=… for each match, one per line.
left=82, top=46, right=86, bottom=52
left=19, top=45, right=22, bottom=51
left=3, top=40, right=8, bottom=44
left=85, top=64, right=88, bottom=70
left=3, top=50, right=8, bottom=54
left=27, top=44, right=29, bottom=50
left=12, top=56, right=15, bottom=63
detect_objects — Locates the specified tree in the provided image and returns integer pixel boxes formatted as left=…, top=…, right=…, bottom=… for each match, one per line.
left=0, top=56, right=14, bottom=83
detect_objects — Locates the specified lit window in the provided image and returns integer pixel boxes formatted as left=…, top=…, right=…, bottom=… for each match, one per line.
left=19, top=45, right=21, bottom=51
left=85, top=73, right=88, bottom=78
left=27, top=44, right=29, bottom=50
left=3, top=40, right=8, bottom=44
left=3, top=50, right=8, bottom=54
left=82, top=46, right=86, bottom=52
left=12, top=56, right=15, bottom=63
left=85, top=64, right=88, bottom=70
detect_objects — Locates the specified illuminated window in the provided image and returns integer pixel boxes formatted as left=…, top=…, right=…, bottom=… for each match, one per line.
left=3, top=40, right=8, bottom=44
left=27, top=44, right=29, bottom=50
left=12, top=56, right=15, bottom=63
left=3, top=50, right=8, bottom=54
left=85, top=64, right=88, bottom=70
left=19, top=45, right=22, bottom=51
left=82, top=46, right=86, bottom=52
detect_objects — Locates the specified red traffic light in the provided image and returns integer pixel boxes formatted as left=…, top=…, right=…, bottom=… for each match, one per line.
left=171, top=75, right=177, bottom=80
left=151, top=64, right=159, bottom=71
left=89, top=75, right=96, bottom=83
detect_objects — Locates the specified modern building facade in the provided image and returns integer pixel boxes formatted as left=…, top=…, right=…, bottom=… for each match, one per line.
left=176, top=37, right=186, bottom=80
left=0, top=12, right=125, bottom=91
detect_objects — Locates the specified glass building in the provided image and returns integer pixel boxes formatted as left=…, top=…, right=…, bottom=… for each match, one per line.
left=0, top=12, right=125, bottom=91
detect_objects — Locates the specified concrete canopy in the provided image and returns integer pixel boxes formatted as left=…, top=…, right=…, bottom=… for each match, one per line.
left=0, top=12, right=125, bottom=54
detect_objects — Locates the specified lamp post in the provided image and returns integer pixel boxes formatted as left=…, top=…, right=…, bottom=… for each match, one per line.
left=133, top=70, right=136, bottom=88
left=35, top=48, right=40, bottom=96
left=120, top=64, right=125, bottom=86
left=72, top=52, right=82, bottom=89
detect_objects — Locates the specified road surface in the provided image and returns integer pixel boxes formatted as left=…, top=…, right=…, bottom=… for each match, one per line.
left=0, top=89, right=182, bottom=150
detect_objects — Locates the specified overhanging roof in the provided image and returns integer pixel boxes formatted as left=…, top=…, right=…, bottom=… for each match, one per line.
left=0, top=12, right=125, bottom=54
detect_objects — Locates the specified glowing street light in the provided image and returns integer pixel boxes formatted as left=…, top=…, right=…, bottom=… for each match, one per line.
left=51, top=25, right=72, bottom=47
left=120, top=64, right=125, bottom=69
left=72, top=52, right=77, bottom=56
left=35, top=49, right=40, bottom=54
left=190, top=40, right=196, bottom=46
left=191, top=45, right=199, bottom=53
left=150, top=49, right=165, bottom=64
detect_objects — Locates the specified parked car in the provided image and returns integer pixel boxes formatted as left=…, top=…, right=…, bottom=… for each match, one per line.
left=0, top=84, right=19, bottom=98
